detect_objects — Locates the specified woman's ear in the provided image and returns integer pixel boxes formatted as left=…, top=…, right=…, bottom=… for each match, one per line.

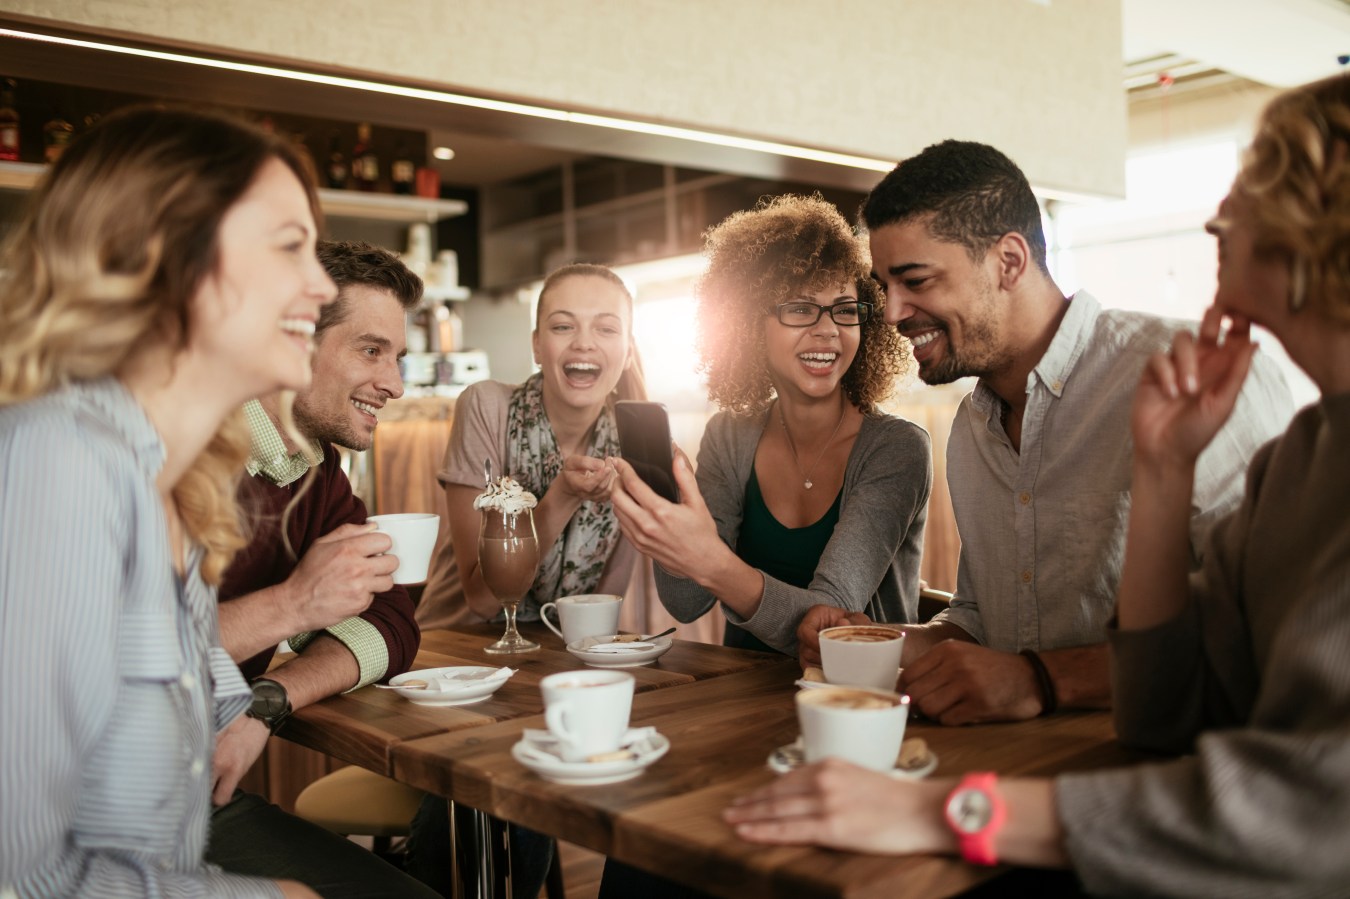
left=531, top=328, right=541, bottom=365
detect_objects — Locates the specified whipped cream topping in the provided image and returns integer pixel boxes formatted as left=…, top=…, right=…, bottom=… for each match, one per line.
left=474, top=476, right=538, bottom=514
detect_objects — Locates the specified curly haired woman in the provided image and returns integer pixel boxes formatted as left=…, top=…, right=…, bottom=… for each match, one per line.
left=611, top=193, right=931, bottom=655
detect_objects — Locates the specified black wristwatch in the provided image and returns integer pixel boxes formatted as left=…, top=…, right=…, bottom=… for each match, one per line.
left=245, top=677, right=292, bottom=734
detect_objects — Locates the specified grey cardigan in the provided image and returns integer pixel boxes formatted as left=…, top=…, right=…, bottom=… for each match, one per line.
left=1057, top=392, right=1350, bottom=897
left=655, top=408, right=931, bottom=655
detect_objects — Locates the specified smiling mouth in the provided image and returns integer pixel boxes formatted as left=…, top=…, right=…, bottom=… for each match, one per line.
left=280, top=318, right=316, bottom=350
left=798, top=352, right=838, bottom=371
left=352, top=399, right=380, bottom=419
left=563, top=361, right=602, bottom=386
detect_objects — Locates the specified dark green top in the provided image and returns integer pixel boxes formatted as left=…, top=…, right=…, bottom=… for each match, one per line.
left=726, top=468, right=842, bottom=653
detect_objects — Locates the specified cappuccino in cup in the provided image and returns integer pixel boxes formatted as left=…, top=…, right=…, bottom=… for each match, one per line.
left=539, top=594, right=624, bottom=644
left=796, top=686, right=909, bottom=771
left=539, top=669, right=634, bottom=762
left=819, top=625, right=905, bottom=691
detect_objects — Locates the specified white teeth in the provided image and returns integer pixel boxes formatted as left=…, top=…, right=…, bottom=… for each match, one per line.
left=280, top=318, right=315, bottom=336
left=909, top=331, right=938, bottom=348
left=352, top=400, right=378, bottom=416
left=799, top=352, right=837, bottom=369
left=565, top=362, right=600, bottom=372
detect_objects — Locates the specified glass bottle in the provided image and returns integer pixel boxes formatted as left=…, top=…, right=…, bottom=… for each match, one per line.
left=325, top=130, right=348, bottom=189
left=353, top=122, right=379, bottom=191
left=391, top=139, right=415, bottom=195
left=0, top=79, right=20, bottom=162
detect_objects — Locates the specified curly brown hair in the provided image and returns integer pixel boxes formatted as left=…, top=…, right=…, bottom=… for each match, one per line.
left=695, top=194, right=909, bottom=415
left=1230, top=73, right=1350, bottom=323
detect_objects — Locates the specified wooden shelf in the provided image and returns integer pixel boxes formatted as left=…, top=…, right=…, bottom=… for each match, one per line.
left=317, top=188, right=467, bottom=224
left=0, top=161, right=468, bottom=224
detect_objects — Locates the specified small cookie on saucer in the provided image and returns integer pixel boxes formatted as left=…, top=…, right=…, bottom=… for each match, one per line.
left=586, top=749, right=637, bottom=763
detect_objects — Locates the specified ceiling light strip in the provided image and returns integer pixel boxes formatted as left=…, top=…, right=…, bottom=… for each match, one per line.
left=0, top=27, right=894, bottom=172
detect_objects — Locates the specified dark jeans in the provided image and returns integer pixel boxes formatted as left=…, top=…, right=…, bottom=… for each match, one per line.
left=207, top=791, right=440, bottom=899
left=404, top=793, right=555, bottom=898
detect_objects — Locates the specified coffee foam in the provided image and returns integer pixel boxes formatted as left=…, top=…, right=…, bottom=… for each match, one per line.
left=799, top=688, right=899, bottom=710
left=822, top=626, right=903, bottom=644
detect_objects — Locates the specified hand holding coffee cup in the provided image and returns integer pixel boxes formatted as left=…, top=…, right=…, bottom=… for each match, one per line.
left=540, top=670, right=635, bottom=763
left=796, top=686, right=910, bottom=772
left=818, top=625, right=905, bottom=691
left=539, top=594, right=623, bottom=644
left=367, top=513, right=440, bottom=584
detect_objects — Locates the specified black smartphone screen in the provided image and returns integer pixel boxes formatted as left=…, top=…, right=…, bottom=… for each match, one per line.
left=615, top=400, right=679, bottom=502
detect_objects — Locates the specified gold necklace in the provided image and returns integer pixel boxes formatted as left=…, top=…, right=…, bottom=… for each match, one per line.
left=778, top=399, right=847, bottom=490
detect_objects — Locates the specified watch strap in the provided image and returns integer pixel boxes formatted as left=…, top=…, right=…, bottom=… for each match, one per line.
left=946, top=772, right=1006, bottom=866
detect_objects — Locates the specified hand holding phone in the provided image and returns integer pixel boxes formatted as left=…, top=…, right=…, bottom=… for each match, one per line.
left=615, top=400, right=679, bottom=502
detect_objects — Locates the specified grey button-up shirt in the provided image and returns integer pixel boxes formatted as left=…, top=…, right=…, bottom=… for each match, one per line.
left=0, top=379, right=278, bottom=898
left=935, top=291, right=1293, bottom=652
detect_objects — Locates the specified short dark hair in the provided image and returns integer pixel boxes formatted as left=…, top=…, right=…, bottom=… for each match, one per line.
left=861, top=140, right=1049, bottom=273
left=314, top=240, right=423, bottom=335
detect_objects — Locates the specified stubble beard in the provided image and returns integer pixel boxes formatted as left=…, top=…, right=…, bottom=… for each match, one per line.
left=292, top=397, right=372, bottom=453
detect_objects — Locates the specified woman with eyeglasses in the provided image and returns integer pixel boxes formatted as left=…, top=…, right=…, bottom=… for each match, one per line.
left=610, top=193, right=930, bottom=655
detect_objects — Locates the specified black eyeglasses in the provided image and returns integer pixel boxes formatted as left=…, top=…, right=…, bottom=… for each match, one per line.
left=773, top=300, right=873, bottom=327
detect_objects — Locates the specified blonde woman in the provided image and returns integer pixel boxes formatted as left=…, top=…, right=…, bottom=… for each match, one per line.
left=729, top=74, right=1350, bottom=897
left=0, top=108, right=337, bottom=897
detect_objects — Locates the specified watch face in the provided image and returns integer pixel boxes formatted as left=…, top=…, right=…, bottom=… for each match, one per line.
left=947, top=788, right=994, bottom=834
left=251, top=680, right=288, bottom=717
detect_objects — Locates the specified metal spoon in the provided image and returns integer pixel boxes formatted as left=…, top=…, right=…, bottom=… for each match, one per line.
left=483, top=457, right=493, bottom=487
left=642, top=626, right=677, bottom=641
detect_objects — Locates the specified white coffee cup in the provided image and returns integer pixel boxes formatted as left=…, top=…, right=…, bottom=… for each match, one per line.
left=366, top=513, right=440, bottom=584
left=818, top=625, right=905, bottom=691
left=539, top=594, right=624, bottom=644
left=540, top=669, right=635, bottom=763
left=796, top=686, right=910, bottom=772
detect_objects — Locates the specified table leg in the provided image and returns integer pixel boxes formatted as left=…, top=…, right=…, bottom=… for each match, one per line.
left=448, top=800, right=514, bottom=899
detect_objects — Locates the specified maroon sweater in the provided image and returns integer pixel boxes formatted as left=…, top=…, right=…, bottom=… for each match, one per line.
left=220, top=442, right=420, bottom=682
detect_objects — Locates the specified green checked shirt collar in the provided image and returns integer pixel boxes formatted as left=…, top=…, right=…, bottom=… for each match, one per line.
left=243, top=400, right=325, bottom=487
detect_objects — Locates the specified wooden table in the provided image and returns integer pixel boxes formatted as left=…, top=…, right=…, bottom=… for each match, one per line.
left=284, top=627, right=1141, bottom=898
left=390, top=660, right=1141, bottom=899
left=284, top=622, right=779, bottom=775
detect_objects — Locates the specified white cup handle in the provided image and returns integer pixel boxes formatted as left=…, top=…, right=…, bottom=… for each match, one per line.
left=539, top=602, right=565, bottom=641
left=544, top=703, right=578, bottom=753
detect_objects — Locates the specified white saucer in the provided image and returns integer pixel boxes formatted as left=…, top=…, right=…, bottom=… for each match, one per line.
left=387, top=666, right=514, bottom=706
left=512, top=727, right=670, bottom=785
left=566, top=635, right=674, bottom=669
left=766, top=737, right=938, bottom=780
left=795, top=671, right=904, bottom=691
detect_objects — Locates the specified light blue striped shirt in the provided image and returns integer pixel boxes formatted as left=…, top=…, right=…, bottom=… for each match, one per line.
left=936, top=291, right=1293, bottom=651
left=0, top=379, right=281, bottom=898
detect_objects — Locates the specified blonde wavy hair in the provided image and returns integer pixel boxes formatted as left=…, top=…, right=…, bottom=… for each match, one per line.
left=695, top=193, right=909, bottom=415
left=1230, top=73, right=1350, bottom=322
left=0, top=105, right=321, bottom=583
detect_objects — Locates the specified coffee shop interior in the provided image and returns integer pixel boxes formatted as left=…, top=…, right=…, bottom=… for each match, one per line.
left=1, top=0, right=1345, bottom=895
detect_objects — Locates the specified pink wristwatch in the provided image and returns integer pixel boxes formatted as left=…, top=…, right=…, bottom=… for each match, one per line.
left=944, top=772, right=1006, bottom=866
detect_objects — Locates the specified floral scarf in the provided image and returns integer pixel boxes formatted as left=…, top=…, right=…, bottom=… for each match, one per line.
left=506, top=373, right=621, bottom=615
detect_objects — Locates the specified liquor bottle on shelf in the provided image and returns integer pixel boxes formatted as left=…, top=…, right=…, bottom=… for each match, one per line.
left=391, top=139, right=415, bottom=195
left=325, top=131, right=348, bottom=189
left=43, top=113, right=75, bottom=164
left=353, top=122, right=379, bottom=191
left=0, top=79, right=20, bottom=162
left=289, top=131, right=316, bottom=180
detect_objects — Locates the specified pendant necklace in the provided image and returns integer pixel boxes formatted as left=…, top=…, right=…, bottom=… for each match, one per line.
left=779, top=399, right=847, bottom=490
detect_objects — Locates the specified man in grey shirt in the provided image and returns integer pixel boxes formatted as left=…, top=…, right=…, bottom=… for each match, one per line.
left=798, top=140, right=1291, bottom=724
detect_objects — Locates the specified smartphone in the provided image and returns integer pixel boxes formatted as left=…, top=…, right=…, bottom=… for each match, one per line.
left=615, top=400, right=679, bottom=502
